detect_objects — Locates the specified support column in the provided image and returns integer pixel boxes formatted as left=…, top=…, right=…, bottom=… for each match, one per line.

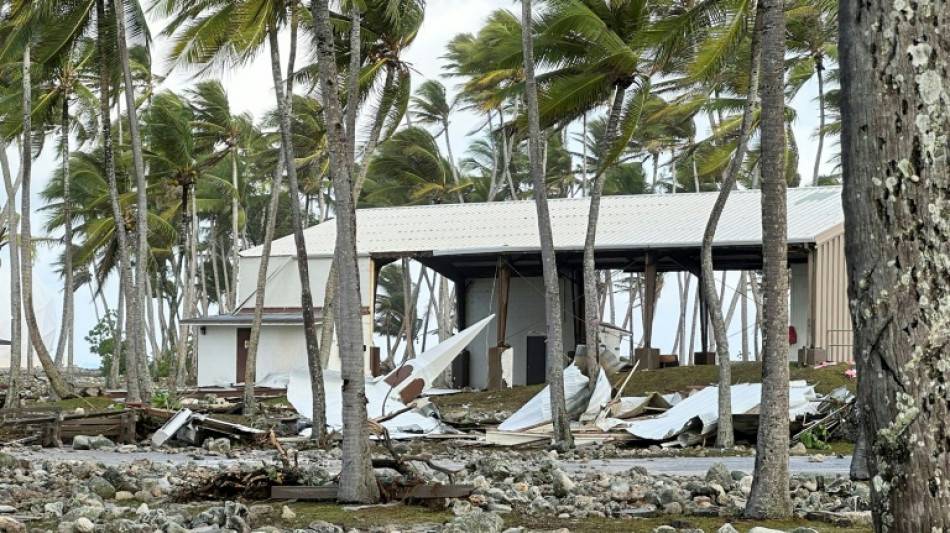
left=635, top=252, right=660, bottom=370
left=451, top=277, right=469, bottom=388
left=488, top=259, right=510, bottom=390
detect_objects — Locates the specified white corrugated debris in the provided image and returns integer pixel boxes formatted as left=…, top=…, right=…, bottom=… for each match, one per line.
left=497, top=364, right=612, bottom=432
left=287, top=315, right=494, bottom=439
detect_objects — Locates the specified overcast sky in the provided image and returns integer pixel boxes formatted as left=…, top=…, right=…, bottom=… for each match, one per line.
left=3, top=0, right=835, bottom=369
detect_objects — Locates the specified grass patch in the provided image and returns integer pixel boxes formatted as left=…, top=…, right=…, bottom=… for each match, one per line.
left=509, top=514, right=871, bottom=533
left=281, top=502, right=452, bottom=529
left=431, top=363, right=855, bottom=416
left=615, top=362, right=856, bottom=397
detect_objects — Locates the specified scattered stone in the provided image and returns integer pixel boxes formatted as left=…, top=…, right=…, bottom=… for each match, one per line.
left=0, top=454, right=18, bottom=470
left=114, top=491, right=134, bottom=501
left=308, top=520, right=343, bottom=533
left=73, top=517, right=95, bottom=533
left=552, top=470, right=575, bottom=497
left=0, top=516, right=25, bottom=533
left=88, top=476, right=117, bottom=500
left=72, top=435, right=114, bottom=451
left=651, top=527, right=676, bottom=533
left=281, top=505, right=296, bottom=520
left=443, top=510, right=504, bottom=533
left=809, top=454, right=825, bottom=463
left=705, top=462, right=734, bottom=491
left=790, top=528, right=820, bottom=533
left=44, top=502, right=64, bottom=517
left=789, top=442, right=808, bottom=456
left=748, top=528, right=786, bottom=533
left=717, top=525, right=739, bottom=533
left=203, top=437, right=232, bottom=454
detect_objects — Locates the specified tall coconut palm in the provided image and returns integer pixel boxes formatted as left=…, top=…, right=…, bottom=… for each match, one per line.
left=1, top=133, right=22, bottom=407
left=522, top=0, right=573, bottom=451
left=745, top=0, right=791, bottom=519
left=310, top=0, right=380, bottom=504
left=188, top=80, right=252, bottom=312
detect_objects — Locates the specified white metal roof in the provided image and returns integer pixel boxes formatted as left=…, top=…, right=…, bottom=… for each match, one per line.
left=242, top=186, right=843, bottom=258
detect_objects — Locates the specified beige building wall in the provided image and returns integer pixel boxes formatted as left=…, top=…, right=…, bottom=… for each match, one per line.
left=811, top=224, right=853, bottom=362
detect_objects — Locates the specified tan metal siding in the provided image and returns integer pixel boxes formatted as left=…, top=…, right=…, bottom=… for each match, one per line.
left=814, top=227, right=853, bottom=362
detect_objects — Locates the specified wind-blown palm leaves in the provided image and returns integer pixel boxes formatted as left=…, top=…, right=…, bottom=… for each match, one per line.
left=361, top=127, right=466, bottom=206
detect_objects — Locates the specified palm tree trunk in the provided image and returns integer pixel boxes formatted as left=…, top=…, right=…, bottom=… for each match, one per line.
left=311, top=0, right=380, bottom=503
left=220, top=235, right=232, bottom=308
left=849, top=402, right=870, bottom=481
left=581, top=112, right=588, bottom=197
left=701, top=3, right=762, bottom=449
left=173, top=185, right=195, bottom=391
left=210, top=229, right=223, bottom=308
left=442, top=119, right=464, bottom=203
left=229, top=145, right=240, bottom=312
left=244, top=153, right=286, bottom=416
left=2, top=135, right=22, bottom=408
left=499, top=109, right=517, bottom=199
left=745, top=0, right=791, bottom=518
left=54, top=98, right=74, bottom=372
left=267, top=22, right=327, bottom=443
left=688, top=284, right=699, bottom=364
left=487, top=111, right=500, bottom=200
left=18, top=44, right=72, bottom=399
left=189, top=193, right=202, bottom=380
left=522, top=0, right=572, bottom=451
left=114, top=1, right=153, bottom=399
left=751, top=274, right=762, bottom=360
left=810, top=58, right=826, bottom=185
left=110, top=280, right=124, bottom=390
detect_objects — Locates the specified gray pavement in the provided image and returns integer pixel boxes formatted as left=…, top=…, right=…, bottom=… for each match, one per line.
left=5, top=448, right=853, bottom=477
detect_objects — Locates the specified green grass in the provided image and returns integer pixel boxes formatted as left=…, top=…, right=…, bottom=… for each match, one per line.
left=430, top=384, right=545, bottom=413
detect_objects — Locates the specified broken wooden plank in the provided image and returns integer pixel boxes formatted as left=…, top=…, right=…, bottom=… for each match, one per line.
left=270, top=485, right=339, bottom=500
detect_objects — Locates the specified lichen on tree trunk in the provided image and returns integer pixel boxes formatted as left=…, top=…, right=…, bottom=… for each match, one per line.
left=840, top=0, right=950, bottom=529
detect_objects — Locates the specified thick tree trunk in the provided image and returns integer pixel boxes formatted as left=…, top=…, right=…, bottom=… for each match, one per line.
left=2, top=136, right=22, bottom=408
left=840, top=0, right=950, bottom=528
left=702, top=4, right=761, bottom=448
left=745, top=0, right=791, bottom=518
left=18, top=44, right=72, bottom=399
left=311, top=0, right=380, bottom=504
left=110, top=280, right=124, bottom=390
left=114, top=2, right=153, bottom=398
left=267, top=23, right=326, bottom=442
left=522, top=0, right=572, bottom=451
left=54, top=100, right=74, bottom=372
left=849, top=402, right=870, bottom=481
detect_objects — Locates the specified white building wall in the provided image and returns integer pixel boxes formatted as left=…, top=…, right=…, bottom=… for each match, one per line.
left=789, top=262, right=809, bottom=363
left=195, top=315, right=376, bottom=387
left=464, top=276, right=577, bottom=388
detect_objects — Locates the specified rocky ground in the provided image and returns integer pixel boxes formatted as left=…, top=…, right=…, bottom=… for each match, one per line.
left=0, top=438, right=871, bottom=533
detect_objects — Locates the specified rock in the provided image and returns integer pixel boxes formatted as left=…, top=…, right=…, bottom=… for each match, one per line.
left=790, top=529, right=820, bottom=533
left=115, top=491, right=134, bottom=501
left=651, top=527, right=676, bottom=533
left=281, top=505, right=296, bottom=520
left=134, top=503, right=149, bottom=516
left=662, top=502, right=683, bottom=515
left=307, top=520, right=343, bottom=533
left=0, top=516, right=25, bottom=533
left=44, top=502, right=64, bottom=517
left=72, top=435, right=114, bottom=450
left=0, top=454, right=18, bottom=470
left=747, top=528, right=786, bottom=533
left=88, top=475, right=117, bottom=500
left=705, top=462, right=734, bottom=491
left=73, top=518, right=95, bottom=533
left=203, top=437, right=232, bottom=454
left=716, top=525, right=740, bottom=533
left=739, top=475, right=753, bottom=496
left=442, top=510, right=504, bottom=533
left=809, top=454, right=825, bottom=463
left=789, top=442, right=808, bottom=456
left=552, top=470, right=575, bottom=497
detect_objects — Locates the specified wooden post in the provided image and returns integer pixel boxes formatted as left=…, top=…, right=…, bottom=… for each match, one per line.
left=642, top=252, right=657, bottom=349
left=451, top=277, right=469, bottom=388
left=489, top=259, right=511, bottom=390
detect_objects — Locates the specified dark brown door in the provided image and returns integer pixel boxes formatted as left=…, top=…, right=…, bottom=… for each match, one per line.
left=526, top=336, right=547, bottom=385
left=236, top=328, right=251, bottom=383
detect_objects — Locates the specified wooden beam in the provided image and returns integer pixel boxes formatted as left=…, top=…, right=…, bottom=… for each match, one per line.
left=642, top=252, right=657, bottom=349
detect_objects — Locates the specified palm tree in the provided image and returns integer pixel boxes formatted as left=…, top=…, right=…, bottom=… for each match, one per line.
left=745, top=0, right=791, bottom=519
left=700, top=1, right=762, bottom=450
left=1, top=133, right=22, bottom=407
left=522, top=0, right=573, bottom=451
left=310, top=0, right=380, bottom=504
left=411, top=80, right=462, bottom=201
left=361, top=127, right=464, bottom=206
left=188, top=80, right=252, bottom=312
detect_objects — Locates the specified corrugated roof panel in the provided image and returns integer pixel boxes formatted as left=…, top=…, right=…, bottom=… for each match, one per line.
left=243, top=186, right=844, bottom=258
